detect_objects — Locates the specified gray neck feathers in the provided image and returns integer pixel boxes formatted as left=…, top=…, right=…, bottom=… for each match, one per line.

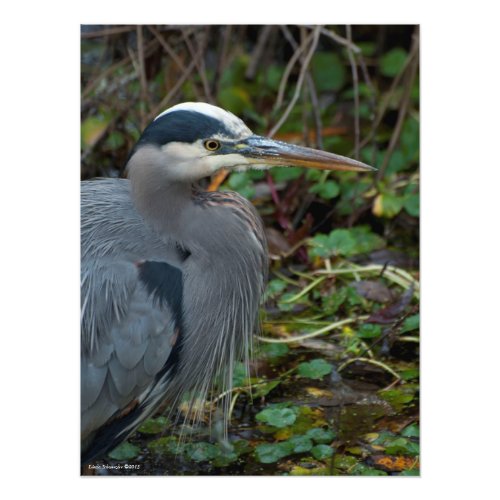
left=127, top=146, right=267, bottom=423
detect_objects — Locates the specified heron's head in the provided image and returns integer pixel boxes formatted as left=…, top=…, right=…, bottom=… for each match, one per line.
left=127, top=102, right=375, bottom=182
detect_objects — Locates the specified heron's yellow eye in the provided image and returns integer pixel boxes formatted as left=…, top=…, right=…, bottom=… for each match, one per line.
left=204, top=139, right=221, bottom=151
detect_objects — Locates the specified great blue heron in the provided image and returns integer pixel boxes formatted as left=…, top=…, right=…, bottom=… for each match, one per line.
left=81, top=102, right=374, bottom=466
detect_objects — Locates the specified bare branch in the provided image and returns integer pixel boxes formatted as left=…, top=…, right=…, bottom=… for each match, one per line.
left=304, top=25, right=361, bottom=54
left=275, top=28, right=315, bottom=112
left=377, top=28, right=419, bottom=179
left=346, top=25, right=360, bottom=159
left=269, top=26, right=321, bottom=138
left=246, top=25, right=275, bottom=80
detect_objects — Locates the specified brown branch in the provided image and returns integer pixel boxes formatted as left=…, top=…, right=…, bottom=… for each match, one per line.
left=82, top=38, right=159, bottom=100
left=136, top=26, right=149, bottom=126
left=182, top=28, right=213, bottom=103
left=280, top=25, right=323, bottom=150
left=269, top=25, right=321, bottom=137
left=81, top=25, right=136, bottom=39
left=358, top=39, right=420, bottom=153
left=246, top=25, right=275, bottom=80
left=346, top=25, right=360, bottom=160
left=148, top=25, right=188, bottom=73
left=274, top=28, right=315, bottom=112
left=147, top=59, right=198, bottom=121
left=304, top=25, right=361, bottom=54
left=212, top=26, right=233, bottom=96
left=377, top=28, right=419, bottom=180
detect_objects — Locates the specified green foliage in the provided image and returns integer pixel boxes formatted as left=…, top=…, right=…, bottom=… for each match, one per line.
left=311, top=444, right=334, bottom=460
left=225, top=171, right=256, bottom=199
left=357, top=323, right=382, bottom=339
left=311, top=52, right=346, bottom=91
left=309, top=180, right=340, bottom=200
left=306, top=427, right=336, bottom=444
left=83, top=25, right=419, bottom=477
left=137, top=416, right=170, bottom=434
left=260, top=343, right=289, bottom=359
left=380, top=48, right=408, bottom=77
left=108, top=441, right=140, bottom=460
left=255, top=405, right=298, bottom=428
left=401, top=314, right=420, bottom=333
left=297, top=358, right=333, bottom=380
left=255, top=442, right=293, bottom=463
left=308, top=226, right=385, bottom=259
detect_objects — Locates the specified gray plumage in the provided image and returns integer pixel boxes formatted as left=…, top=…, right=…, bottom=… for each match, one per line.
left=81, top=102, right=374, bottom=465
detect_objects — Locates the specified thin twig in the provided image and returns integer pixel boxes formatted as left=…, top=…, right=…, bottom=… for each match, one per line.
left=136, top=26, right=149, bottom=127
left=81, top=25, right=136, bottom=39
left=346, top=25, right=360, bottom=159
left=257, top=316, right=369, bottom=344
left=246, top=25, right=275, bottom=80
left=337, top=357, right=401, bottom=381
left=182, top=28, right=213, bottom=103
left=377, top=29, right=419, bottom=179
left=280, top=25, right=323, bottom=149
left=148, top=25, right=188, bottom=73
left=274, top=28, right=315, bottom=112
left=147, top=59, right=197, bottom=121
left=82, top=38, right=159, bottom=99
left=357, top=38, right=419, bottom=154
left=212, top=25, right=233, bottom=96
left=304, top=25, right=361, bottom=54
left=269, top=25, right=321, bottom=137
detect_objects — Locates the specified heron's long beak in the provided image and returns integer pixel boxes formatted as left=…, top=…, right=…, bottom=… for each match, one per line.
left=238, top=135, right=375, bottom=172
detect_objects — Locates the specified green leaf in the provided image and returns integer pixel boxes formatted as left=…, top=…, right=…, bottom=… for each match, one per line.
left=334, top=454, right=358, bottom=469
left=401, top=423, right=420, bottom=438
left=147, top=436, right=181, bottom=455
left=260, top=343, right=289, bottom=359
left=308, top=234, right=337, bottom=259
left=306, top=427, right=336, bottom=444
left=271, top=166, right=303, bottom=182
left=401, top=116, right=420, bottom=161
left=400, top=469, right=420, bottom=476
left=226, top=171, right=256, bottom=199
left=404, top=194, right=420, bottom=217
left=285, top=435, right=314, bottom=453
left=108, top=441, right=140, bottom=460
left=384, top=437, right=420, bottom=456
left=309, top=180, right=340, bottom=200
left=379, top=387, right=416, bottom=411
left=373, top=193, right=404, bottom=218
left=349, top=226, right=386, bottom=254
left=352, top=463, right=388, bottom=476
left=311, top=444, right=334, bottom=460
left=137, top=416, right=170, bottom=434
left=264, top=279, right=287, bottom=300
left=297, top=358, right=332, bottom=380
left=252, top=379, right=282, bottom=398
left=185, top=442, right=220, bottom=462
left=380, top=48, right=408, bottom=77
left=400, top=368, right=419, bottom=381
left=357, top=323, right=382, bottom=339
left=328, top=229, right=357, bottom=256
left=308, top=226, right=385, bottom=259
left=256, top=407, right=298, bottom=428
left=322, top=287, right=347, bottom=314
left=311, top=52, right=346, bottom=91
left=401, top=314, right=420, bottom=333
left=255, top=442, right=294, bottom=463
